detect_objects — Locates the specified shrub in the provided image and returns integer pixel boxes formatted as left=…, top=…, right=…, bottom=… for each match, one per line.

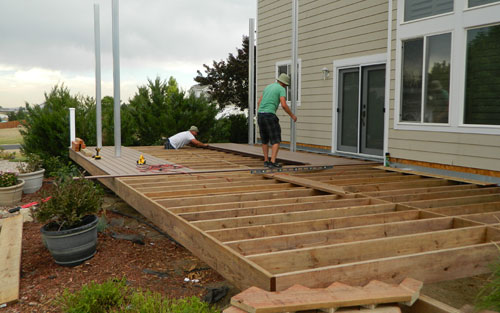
left=0, top=172, right=20, bottom=187
left=0, top=147, right=17, bottom=161
left=58, top=278, right=219, bottom=313
left=476, top=248, right=500, bottom=311
left=58, top=278, right=128, bottom=313
left=21, top=85, right=87, bottom=162
left=35, top=176, right=103, bottom=230
left=16, top=153, right=43, bottom=173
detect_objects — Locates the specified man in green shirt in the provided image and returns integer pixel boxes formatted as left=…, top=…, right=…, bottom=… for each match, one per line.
left=257, top=73, right=297, bottom=168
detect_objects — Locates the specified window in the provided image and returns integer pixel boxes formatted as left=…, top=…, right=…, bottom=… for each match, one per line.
left=401, top=33, right=451, bottom=123
left=464, top=24, right=500, bottom=125
left=276, top=60, right=301, bottom=105
left=469, top=0, right=500, bottom=7
left=404, top=0, right=453, bottom=22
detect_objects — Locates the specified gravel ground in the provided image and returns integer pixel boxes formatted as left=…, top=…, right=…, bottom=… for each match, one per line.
left=0, top=159, right=24, bottom=173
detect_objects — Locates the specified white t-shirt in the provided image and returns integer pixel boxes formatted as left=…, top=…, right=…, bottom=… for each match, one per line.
left=168, top=131, right=195, bottom=149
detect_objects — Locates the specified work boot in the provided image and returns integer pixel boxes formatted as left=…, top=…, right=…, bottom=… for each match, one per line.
left=269, top=162, right=282, bottom=169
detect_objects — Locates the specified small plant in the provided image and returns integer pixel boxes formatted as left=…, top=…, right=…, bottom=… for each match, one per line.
left=58, top=278, right=219, bottom=313
left=58, top=278, right=128, bottom=313
left=0, top=147, right=16, bottom=161
left=0, top=172, right=20, bottom=187
left=476, top=246, right=500, bottom=311
left=35, top=176, right=103, bottom=230
left=16, top=153, right=43, bottom=173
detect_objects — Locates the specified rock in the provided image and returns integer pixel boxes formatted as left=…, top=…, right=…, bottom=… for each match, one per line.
left=110, top=232, right=145, bottom=245
left=143, top=268, right=169, bottom=278
left=20, top=208, right=33, bottom=223
left=109, top=217, right=124, bottom=227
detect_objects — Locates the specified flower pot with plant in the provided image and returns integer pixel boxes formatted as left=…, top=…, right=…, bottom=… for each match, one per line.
left=17, top=153, right=45, bottom=194
left=35, top=176, right=103, bottom=266
left=0, top=172, right=25, bottom=206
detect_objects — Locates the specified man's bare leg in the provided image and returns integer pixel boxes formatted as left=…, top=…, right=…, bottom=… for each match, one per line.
left=270, top=143, right=280, bottom=163
left=262, top=144, right=269, bottom=162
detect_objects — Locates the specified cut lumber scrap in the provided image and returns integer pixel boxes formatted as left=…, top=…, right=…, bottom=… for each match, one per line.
left=375, top=166, right=495, bottom=186
left=0, top=214, right=23, bottom=305
left=230, top=278, right=422, bottom=313
left=399, top=294, right=460, bottom=313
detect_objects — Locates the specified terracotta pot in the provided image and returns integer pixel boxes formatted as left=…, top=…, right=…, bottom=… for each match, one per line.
left=0, top=179, right=25, bottom=207
left=18, top=168, right=45, bottom=194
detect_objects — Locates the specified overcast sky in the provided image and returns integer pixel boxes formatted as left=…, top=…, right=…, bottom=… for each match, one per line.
left=0, top=0, right=255, bottom=108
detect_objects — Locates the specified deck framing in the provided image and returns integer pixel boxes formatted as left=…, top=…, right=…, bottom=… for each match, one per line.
left=70, top=145, right=500, bottom=291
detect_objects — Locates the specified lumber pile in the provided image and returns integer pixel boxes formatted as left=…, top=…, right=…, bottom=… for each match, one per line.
left=224, top=278, right=422, bottom=313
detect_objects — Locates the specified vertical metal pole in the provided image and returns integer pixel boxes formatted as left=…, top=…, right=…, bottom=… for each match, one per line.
left=112, top=0, right=121, bottom=157
left=290, top=0, right=298, bottom=152
left=94, top=4, right=102, bottom=149
left=69, top=108, right=76, bottom=147
left=248, top=18, right=255, bottom=145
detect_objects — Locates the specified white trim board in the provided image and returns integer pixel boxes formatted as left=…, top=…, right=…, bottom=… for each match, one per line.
left=393, top=0, right=500, bottom=135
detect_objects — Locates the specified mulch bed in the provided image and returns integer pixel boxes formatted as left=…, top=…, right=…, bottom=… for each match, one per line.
left=3, top=182, right=227, bottom=313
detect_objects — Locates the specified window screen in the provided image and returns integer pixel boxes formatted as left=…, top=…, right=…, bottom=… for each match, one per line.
left=404, top=0, right=453, bottom=21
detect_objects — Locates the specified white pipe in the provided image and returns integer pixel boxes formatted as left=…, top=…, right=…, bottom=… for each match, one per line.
left=290, top=0, right=298, bottom=152
left=248, top=18, right=255, bottom=145
left=112, top=0, right=121, bottom=157
left=69, top=108, right=76, bottom=147
left=94, top=3, right=102, bottom=149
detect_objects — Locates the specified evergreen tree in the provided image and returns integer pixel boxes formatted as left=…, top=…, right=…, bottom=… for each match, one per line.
left=194, top=36, right=251, bottom=111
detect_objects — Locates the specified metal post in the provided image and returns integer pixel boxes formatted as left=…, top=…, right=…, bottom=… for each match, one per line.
left=290, top=0, right=298, bottom=152
left=94, top=4, right=102, bottom=149
left=112, top=0, right=121, bottom=157
left=69, top=108, right=76, bottom=147
left=248, top=18, right=255, bottom=145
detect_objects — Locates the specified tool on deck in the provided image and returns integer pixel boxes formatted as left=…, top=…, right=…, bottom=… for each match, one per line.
left=137, top=154, right=146, bottom=165
left=93, top=147, right=102, bottom=160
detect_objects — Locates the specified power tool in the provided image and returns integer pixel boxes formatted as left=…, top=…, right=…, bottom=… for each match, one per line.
left=93, top=147, right=102, bottom=160
left=137, top=154, right=146, bottom=165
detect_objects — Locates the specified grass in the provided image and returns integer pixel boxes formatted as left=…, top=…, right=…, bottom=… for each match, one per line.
left=0, top=127, right=23, bottom=145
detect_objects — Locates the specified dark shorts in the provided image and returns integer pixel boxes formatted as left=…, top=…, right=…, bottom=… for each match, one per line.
left=164, top=139, right=175, bottom=150
left=258, top=113, right=281, bottom=145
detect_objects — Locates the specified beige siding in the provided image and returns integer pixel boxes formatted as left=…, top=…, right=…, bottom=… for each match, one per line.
left=387, top=0, right=500, bottom=172
left=257, top=0, right=388, bottom=147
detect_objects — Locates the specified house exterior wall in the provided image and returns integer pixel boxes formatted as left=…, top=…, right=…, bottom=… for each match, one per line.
left=388, top=0, right=500, bottom=172
left=257, top=0, right=389, bottom=148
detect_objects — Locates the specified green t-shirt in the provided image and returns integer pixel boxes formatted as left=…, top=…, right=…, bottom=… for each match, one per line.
left=258, top=82, right=286, bottom=114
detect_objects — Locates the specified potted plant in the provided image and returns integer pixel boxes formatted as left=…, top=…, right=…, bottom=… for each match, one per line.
left=0, top=172, right=25, bottom=206
left=35, top=176, right=103, bottom=267
left=17, top=153, right=45, bottom=194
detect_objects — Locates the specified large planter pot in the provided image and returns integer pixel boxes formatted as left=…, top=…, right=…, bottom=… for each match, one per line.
left=18, top=168, right=45, bottom=194
left=0, top=179, right=25, bottom=207
left=41, top=215, right=99, bottom=267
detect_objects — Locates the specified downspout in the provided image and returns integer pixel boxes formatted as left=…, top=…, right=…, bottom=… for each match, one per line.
left=384, top=0, right=393, bottom=165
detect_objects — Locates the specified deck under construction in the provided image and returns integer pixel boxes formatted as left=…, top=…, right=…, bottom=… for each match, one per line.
left=70, top=144, right=500, bottom=291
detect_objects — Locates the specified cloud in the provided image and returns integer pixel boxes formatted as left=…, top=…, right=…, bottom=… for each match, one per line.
left=0, top=0, right=255, bottom=107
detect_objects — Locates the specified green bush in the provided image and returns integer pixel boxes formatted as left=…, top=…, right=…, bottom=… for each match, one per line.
left=129, top=77, right=220, bottom=145
left=21, top=85, right=89, bottom=162
left=0, top=172, right=20, bottom=187
left=58, top=278, right=218, bottom=313
left=476, top=249, right=500, bottom=311
left=35, top=176, right=103, bottom=230
left=59, top=278, right=128, bottom=313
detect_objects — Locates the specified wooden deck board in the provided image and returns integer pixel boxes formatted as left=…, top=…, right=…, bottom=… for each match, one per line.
left=0, top=214, right=23, bottom=305
left=69, top=144, right=500, bottom=291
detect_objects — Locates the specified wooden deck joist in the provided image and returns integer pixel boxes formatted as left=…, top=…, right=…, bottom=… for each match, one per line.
left=70, top=145, right=500, bottom=291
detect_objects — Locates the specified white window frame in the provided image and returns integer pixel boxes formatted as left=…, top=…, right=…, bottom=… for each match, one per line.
left=332, top=53, right=387, bottom=157
left=394, top=0, right=500, bottom=135
left=275, top=59, right=302, bottom=107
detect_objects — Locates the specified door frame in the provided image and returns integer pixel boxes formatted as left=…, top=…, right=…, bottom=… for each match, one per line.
left=332, top=53, right=387, bottom=159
